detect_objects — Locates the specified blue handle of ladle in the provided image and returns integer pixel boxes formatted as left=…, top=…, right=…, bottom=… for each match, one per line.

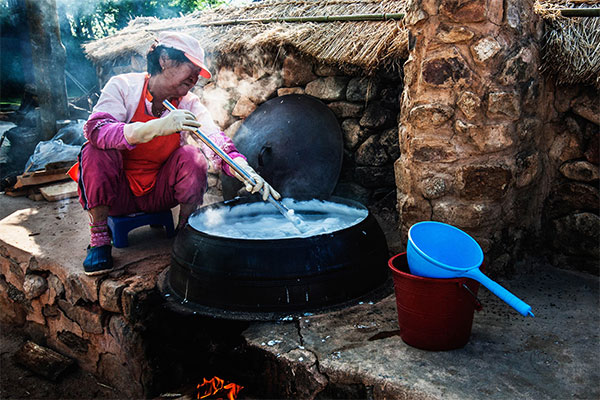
left=464, top=269, right=534, bottom=317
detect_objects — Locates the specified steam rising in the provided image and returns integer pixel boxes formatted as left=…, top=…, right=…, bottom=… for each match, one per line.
left=189, top=199, right=368, bottom=239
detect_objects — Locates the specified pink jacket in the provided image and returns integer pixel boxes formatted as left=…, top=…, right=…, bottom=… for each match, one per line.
left=84, top=72, right=243, bottom=176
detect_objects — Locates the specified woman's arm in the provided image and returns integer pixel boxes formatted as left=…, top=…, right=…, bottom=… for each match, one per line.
left=183, top=96, right=246, bottom=176
left=84, top=74, right=141, bottom=150
left=84, top=112, right=134, bottom=150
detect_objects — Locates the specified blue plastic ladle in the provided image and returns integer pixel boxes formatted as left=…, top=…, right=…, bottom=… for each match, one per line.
left=407, top=221, right=534, bottom=317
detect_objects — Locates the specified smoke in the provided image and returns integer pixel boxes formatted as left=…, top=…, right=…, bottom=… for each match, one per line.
left=194, top=47, right=284, bottom=131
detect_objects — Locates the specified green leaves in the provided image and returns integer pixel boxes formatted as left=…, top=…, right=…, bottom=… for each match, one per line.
left=58, top=0, right=226, bottom=40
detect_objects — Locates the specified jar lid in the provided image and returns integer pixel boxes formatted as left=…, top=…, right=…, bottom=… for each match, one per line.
left=222, top=94, right=343, bottom=199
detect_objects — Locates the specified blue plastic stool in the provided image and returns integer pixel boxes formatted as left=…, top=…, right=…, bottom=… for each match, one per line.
left=107, top=210, right=175, bottom=248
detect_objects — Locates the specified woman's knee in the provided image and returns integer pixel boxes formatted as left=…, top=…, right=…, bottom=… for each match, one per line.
left=81, top=145, right=123, bottom=177
left=173, top=145, right=208, bottom=176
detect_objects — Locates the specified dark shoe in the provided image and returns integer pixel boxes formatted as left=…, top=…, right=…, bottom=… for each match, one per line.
left=83, top=245, right=113, bottom=276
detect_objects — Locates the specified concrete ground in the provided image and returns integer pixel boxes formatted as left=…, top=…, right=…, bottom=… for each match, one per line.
left=0, top=194, right=599, bottom=399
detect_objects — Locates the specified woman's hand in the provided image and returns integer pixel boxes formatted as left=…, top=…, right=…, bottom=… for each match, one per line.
left=124, top=110, right=201, bottom=144
left=233, top=158, right=281, bottom=201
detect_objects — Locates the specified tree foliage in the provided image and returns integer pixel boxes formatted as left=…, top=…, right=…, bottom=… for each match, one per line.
left=58, top=0, right=226, bottom=40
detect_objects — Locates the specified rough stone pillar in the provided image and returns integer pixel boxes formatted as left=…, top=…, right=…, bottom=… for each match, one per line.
left=397, top=0, right=545, bottom=270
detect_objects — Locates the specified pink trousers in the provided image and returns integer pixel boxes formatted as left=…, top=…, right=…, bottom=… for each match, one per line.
left=77, top=144, right=208, bottom=216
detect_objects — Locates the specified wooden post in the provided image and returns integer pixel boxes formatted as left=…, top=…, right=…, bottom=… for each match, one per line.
left=24, top=0, right=69, bottom=140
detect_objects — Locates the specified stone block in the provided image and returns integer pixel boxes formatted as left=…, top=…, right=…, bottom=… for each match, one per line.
left=498, top=47, right=536, bottom=86
left=404, top=8, right=428, bottom=26
left=584, top=133, right=599, bottom=164
left=411, top=139, right=458, bottom=163
left=328, top=101, right=363, bottom=118
left=515, top=151, right=540, bottom=188
left=282, top=53, right=316, bottom=87
left=0, top=277, right=26, bottom=325
left=457, top=91, right=481, bottom=120
left=277, top=87, right=304, bottom=96
left=552, top=213, right=600, bottom=258
left=403, top=58, right=416, bottom=88
left=305, top=77, right=348, bottom=101
left=436, top=24, right=474, bottom=43
left=559, top=161, right=599, bottom=182
left=459, top=165, right=512, bottom=200
left=0, top=254, right=25, bottom=291
left=421, top=175, right=450, bottom=199
left=314, top=62, right=344, bottom=77
left=487, top=91, right=520, bottom=120
left=231, top=97, right=256, bottom=118
left=341, top=119, right=368, bottom=151
left=408, top=103, right=454, bottom=129
left=64, top=272, right=99, bottom=304
left=42, top=304, right=60, bottom=318
left=99, top=279, right=126, bottom=313
left=247, top=75, right=282, bottom=104
left=571, top=95, right=600, bottom=125
left=549, top=130, right=584, bottom=164
left=440, top=0, right=486, bottom=22
left=379, top=127, right=400, bottom=161
left=224, top=120, right=243, bottom=139
left=394, top=157, right=412, bottom=195
left=432, top=200, right=501, bottom=229
left=459, top=121, right=515, bottom=153
left=23, top=274, right=47, bottom=300
left=26, top=299, right=46, bottom=326
left=545, top=182, right=599, bottom=219
left=488, top=0, right=504, bottom=24
left=422, top=54, right=471, bottom=87
left=506, top=0, right=521, bottom=29
left=471, top=37, right=502, bottom=64
left=553, top=85, right=580, bottom=114
left=57, top=299, right=104, bottom=334
left=359, top=103, right=393, bottom=128
left=398, top=193, right=432, bottom=235
left=355, top=135, right=389, bottom=166
left=346, top=77, right=380, bottom=102
left=47, top=274, right=65, bottom=304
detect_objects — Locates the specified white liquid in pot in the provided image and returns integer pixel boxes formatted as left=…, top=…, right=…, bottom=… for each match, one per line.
left=188, top=199, right=368, bottom=239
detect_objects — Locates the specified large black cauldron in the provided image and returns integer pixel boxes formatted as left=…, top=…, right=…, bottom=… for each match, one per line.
left=159, top=197, right=389, bottom=320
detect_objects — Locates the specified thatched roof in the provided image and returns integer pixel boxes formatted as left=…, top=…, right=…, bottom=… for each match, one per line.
left=84, top=0, right=409, bottom=75
left=534, top=0, right=600, bottom=88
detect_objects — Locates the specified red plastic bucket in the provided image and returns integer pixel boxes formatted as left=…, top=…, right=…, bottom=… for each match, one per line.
left=388, top=253, right=482, bottom=351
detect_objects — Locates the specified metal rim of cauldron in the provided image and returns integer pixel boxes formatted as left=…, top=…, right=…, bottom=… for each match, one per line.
left=186, top=195, right=371, bottom=243
left=160, top=195, right=392, bottom=321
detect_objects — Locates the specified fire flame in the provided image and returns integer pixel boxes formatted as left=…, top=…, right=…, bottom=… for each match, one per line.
left=197, top=376, right=243, bottom=400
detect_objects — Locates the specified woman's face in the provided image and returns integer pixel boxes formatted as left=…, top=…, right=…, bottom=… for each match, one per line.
left=158, top=56, right=202, bottom=97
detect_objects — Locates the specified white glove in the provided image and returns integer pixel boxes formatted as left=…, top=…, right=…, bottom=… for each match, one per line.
left=233, top=158, right=281, bottom=201
left=124, top=109, right=201, bottom=145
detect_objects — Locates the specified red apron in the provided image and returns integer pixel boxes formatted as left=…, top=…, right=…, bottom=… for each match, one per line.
left=122, top=77, right=180, bottom=196
left=69, top=76, right=181, bottom=197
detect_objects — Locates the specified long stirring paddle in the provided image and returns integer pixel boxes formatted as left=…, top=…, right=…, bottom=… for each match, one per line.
left=162, top=100, right=307, bottom=233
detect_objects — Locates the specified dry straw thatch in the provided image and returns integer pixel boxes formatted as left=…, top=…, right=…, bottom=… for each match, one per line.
left=534, top=0, right=600, bottom=88
left=84, top=0, right=409, bottom=75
